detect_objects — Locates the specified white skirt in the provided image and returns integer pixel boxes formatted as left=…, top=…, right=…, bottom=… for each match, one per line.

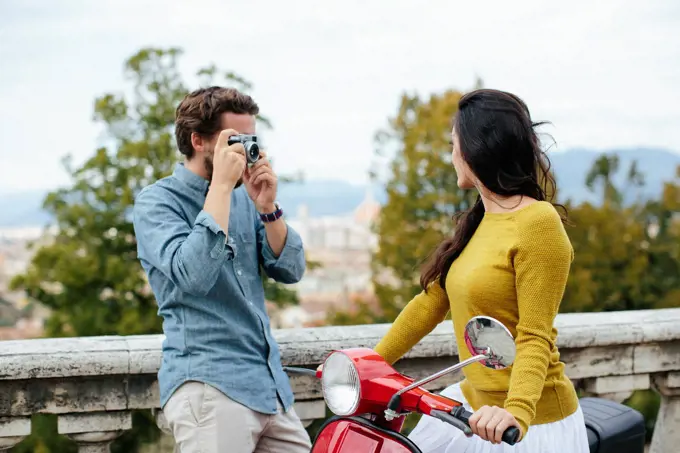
left=408, top=383, right=590, bottom=453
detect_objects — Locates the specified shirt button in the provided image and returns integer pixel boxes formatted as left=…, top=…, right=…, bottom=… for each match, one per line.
left=237, top=270, right=242, bottom=276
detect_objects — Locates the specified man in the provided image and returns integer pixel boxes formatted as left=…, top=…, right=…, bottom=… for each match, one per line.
left=132, top=86, right=311, bottom=452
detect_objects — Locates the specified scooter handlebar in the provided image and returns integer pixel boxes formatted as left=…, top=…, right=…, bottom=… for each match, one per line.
left=437, top=407, right=520, bottom=446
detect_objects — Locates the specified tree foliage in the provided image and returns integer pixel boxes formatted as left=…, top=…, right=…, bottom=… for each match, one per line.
left=10, top=47, right=301, bottom=453
left=562, top=155, right=680, bottom=312
left=329, top=89, right=477, bottom=325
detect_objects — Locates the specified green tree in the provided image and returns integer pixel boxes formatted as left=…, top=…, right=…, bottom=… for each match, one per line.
left=585, top=154, right=623, bottom=205
left=562, top=156, right=680, bottom=313
left=10, top=47, right=303, bottom=453
left=584, top=153, right=644, bottom=207
left=564, top=159, right=679, bottom=440
left=638, top=165, right=680, bottom=309
left=561, top=200, right=652, bottom=312
left=329, top=89, right=477, bottom=325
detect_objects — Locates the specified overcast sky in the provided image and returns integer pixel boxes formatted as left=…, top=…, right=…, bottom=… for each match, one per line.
left=1, top=0, right=678, bottom=194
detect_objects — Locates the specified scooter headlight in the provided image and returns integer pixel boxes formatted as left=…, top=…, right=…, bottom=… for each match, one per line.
left=321, top=351, right=361, bottom=416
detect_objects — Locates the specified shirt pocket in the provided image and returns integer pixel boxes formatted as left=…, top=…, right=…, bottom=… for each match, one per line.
left=236, top=231, right=261, bottom=277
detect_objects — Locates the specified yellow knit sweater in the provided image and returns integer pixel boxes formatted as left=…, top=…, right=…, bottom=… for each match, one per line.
left=374, top=201, right=579, bottom=438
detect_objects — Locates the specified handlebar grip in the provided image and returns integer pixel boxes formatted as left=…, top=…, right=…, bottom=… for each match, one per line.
left=451, top=407, right=521, bottom=446
left=282, top=366, right=318, bottom=377
left=502, top=426, right=521, bottom=445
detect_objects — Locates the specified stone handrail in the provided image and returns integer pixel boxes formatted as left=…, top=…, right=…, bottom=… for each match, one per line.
left=1, top=308, right=679, bottom=452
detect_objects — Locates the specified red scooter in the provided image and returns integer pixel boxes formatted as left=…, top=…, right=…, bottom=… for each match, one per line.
left=285, top=316, right=521, bottom=452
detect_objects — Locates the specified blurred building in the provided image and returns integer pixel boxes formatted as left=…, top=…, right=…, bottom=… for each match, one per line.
left=0, top=226, right=51, bottom=339
left=278, top=188, right=381, bottom=326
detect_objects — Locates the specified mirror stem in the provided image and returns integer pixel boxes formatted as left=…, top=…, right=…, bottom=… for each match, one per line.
left=394, top=353, right=489, bottom=397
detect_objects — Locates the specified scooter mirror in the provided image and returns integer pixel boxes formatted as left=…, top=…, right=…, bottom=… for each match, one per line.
left=464, top=316, right=516, bottom=369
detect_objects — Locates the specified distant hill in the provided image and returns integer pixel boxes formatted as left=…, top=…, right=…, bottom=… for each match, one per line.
left=0, top=191, right=53, bottom=228
left=0, top=148, right=678, bottom=228
left=549, top=147, right=680, bottom=205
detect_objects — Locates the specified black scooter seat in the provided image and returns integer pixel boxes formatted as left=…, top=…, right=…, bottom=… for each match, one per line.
left=580, top=397, right=646, bottom=453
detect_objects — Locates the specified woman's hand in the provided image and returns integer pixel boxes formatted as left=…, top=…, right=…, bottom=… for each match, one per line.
left=468, top=405, right=522, bottom=444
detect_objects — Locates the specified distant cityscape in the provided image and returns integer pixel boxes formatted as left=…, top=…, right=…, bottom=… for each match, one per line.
left=0, top=189, right=382, bottom=339
left=0, top=226, right=54, bottom=339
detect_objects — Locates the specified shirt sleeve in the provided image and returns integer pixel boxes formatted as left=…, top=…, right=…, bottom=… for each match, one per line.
left=374, top=281, right=450, bottom=365
left=255, top=208, right=306, bottom=284
left=133, top=187, right=235, bottom=297
left=504, top=206, right=573, bottom=437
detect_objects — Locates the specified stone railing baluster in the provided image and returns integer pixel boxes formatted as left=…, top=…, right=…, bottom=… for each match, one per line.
left=58, top=411, right=132, bottom=453
left=0, top=417, right=31, bottom=452
left=650, top=372, right=680, bottom=453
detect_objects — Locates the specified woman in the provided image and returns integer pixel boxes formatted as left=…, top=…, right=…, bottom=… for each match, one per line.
left=372, top=89, right=590, bottom=452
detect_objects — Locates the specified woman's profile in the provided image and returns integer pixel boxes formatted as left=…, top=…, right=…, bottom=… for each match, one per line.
left=373, top=89, right=590, bottom=452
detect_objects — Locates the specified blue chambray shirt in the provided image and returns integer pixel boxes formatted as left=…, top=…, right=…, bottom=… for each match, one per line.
left=132, top=162, right=305, bottom=414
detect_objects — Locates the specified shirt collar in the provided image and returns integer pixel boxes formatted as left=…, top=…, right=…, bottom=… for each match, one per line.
left=173, top=162, right=210, bottom=196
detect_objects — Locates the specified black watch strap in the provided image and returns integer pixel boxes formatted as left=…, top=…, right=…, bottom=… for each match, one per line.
left=259, top=203, right=283, bottom=223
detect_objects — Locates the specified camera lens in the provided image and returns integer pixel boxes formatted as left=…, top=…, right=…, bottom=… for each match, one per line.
left=246, top=142, right=260, bottom=163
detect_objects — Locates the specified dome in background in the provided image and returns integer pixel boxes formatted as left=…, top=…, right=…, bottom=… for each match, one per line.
left=353, top=186, right=381, bottom=224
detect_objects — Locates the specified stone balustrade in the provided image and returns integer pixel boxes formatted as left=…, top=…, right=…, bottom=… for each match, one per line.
left=1, top=308, right=679, bottom=452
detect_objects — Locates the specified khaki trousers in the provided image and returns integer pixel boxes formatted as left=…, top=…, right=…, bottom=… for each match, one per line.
left=163, top=381, right=312, bottom=453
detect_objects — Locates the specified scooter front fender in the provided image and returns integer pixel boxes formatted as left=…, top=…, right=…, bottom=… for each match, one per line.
left=311, top=416, right=421, bottom=453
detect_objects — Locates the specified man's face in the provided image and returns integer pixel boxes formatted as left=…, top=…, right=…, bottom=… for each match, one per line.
left=203, top=112, right=256, bottom=188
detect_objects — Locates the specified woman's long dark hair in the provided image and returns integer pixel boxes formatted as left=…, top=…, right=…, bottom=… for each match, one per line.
left=420, top=89, right=568, bottom=291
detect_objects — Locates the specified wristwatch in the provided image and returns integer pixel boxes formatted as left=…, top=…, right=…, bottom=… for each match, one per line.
left=259, top=202, right=283, bottom=223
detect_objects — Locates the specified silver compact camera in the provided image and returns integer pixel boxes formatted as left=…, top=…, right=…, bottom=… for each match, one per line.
left=228, top=134, right=259, bottom=164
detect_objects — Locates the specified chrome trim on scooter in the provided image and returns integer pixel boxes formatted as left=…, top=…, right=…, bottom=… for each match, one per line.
left=394, top=350, right=489, bottom=397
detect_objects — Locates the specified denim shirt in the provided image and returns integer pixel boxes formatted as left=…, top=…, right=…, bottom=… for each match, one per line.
left=132, top=162, right=305, bottom=414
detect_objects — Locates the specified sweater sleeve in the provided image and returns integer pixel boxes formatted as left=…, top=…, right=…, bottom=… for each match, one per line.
left=504, top=207, right=573, bottom=437
left=374, top=281, right=450, bottom=365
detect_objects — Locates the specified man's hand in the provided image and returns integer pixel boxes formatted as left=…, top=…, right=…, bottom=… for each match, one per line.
left=244, top=151, right=278, bottom=212
left=468, top=405, right=522, bottom=444
left=212, top=129, right=247, bottom=189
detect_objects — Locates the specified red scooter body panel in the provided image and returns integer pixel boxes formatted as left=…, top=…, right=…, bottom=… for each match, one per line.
left=332, top=348, right=461, bottom=421
left=312, top=418, right=421, bottom=453
left=308, top=348, right=467, bottom=451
